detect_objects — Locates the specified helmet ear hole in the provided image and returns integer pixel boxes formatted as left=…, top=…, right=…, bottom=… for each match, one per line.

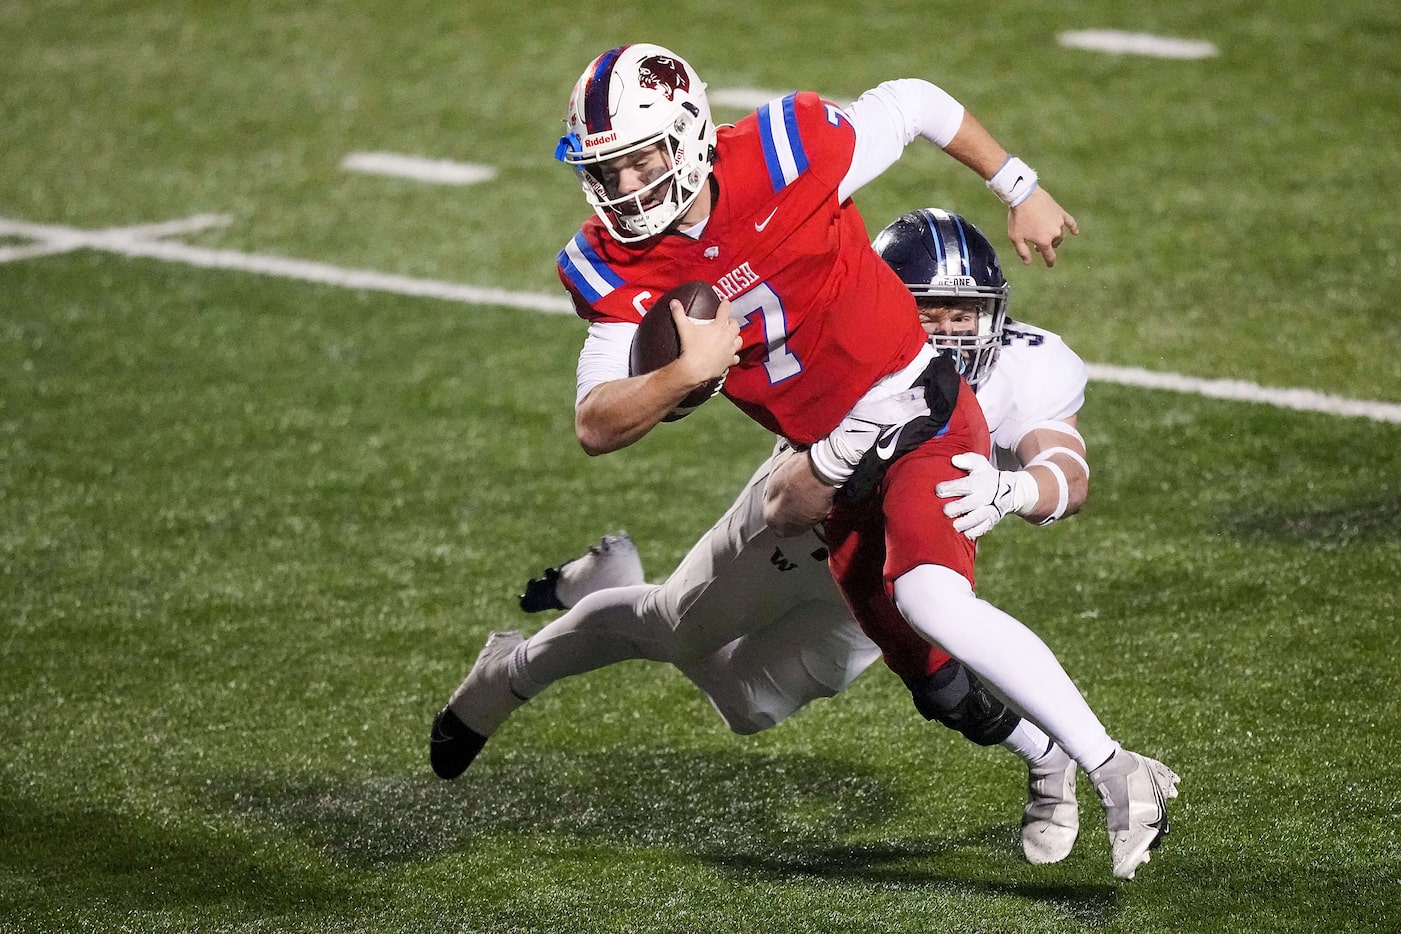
left=559, top=44, right=717, bottom=242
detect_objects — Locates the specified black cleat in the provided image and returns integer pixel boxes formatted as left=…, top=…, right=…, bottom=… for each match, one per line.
left=517, top=532, right=644, bottom=613
left=519, top=566, right=566, bottom=613
left=430, top=706, right=489, bottom=780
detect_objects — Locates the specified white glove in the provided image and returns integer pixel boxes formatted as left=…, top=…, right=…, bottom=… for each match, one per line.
left=936, top=452, right=1039, bottom=540
left=808, top=417, right=885, bottom=486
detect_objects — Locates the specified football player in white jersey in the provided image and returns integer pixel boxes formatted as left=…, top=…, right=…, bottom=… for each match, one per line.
left=433, top=209, right=1127, bottom=867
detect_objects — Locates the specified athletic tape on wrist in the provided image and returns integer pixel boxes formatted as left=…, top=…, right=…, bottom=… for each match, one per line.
left=1000, top=468, right=1039, bottom=518
left=1025, top=457, right=1069, bottom=523
left=987, top=156, right=1039, bottom=207
left=1029, top=445, right=1090, bottom=479
left=808, top=439, right=852, bottom=486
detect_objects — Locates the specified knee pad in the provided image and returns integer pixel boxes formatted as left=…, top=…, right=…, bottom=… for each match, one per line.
left=903, top=660, right=1020, bottom=746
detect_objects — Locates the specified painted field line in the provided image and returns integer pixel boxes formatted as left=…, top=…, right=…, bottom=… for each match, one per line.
left=0, top=215, right=572, bottom=313
left=1058, top=30, right=1218, bottom=59
left=0, top=214, right=232, bottom=264
left=341, top=152, right=496, bottom=185
left=709, top=87, right=794, bottom=110
left=2, top=214, right=1396, bottom=423
left=1086, top=363, right=1401, bottom=424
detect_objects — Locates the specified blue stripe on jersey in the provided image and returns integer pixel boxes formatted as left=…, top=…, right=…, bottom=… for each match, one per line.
left=557, top=232, right=624, bottom=303
left=758, top=93, right=810, bottom=193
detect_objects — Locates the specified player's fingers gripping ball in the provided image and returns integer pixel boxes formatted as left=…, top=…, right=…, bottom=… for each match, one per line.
left=629, top=280, right=730, bottom=421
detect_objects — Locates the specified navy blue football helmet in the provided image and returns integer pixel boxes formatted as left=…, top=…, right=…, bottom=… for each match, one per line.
left=873, top=208, right=1010, bottom=388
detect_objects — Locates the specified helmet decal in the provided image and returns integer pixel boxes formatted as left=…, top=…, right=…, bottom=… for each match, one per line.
left=560, top=44, right=717, bottom=242
left=637, top=54, right=690, bottom=100
left=583, top=46, right=629, bottom=133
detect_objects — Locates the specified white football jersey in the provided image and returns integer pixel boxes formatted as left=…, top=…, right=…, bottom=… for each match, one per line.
left=971, top=320, right=1087, bottom=471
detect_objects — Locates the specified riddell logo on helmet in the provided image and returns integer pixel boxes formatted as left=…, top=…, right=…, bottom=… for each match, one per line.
left=637, top=55, right=690, bottom=100
left=584, top=132, right=619, bottom=148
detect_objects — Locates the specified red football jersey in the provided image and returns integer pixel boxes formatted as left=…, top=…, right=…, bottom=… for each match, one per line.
left=557, top=91, right=927, bottom=444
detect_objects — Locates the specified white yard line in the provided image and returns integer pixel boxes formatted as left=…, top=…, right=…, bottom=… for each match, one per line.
left=0, top=215, right=571, bottom=313
left=341, top=152, right=496, bottom=185
left=2, top=214, right=1396, bottom=423
left=709, top=88, right=794, bottom=110
left=0, top=241, right=81, bottom=263
left=1058, top=30, right=1218, bottom=59
left=1086, top=364, right=1401, bottom=424
left=0, top=214, right=232, bottom=263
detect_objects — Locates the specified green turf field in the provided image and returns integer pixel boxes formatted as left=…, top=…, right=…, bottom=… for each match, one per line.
left=3, top=3, right=1399, bottom=932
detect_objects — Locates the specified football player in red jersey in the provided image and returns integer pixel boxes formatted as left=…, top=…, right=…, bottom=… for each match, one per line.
left=431, top=44, right=1177, bottom=880
left=482, top=210, right=1098, bottom=866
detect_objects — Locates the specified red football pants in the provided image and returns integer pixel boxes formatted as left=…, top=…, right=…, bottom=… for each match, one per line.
left=824, top=380, right=988, bottom=680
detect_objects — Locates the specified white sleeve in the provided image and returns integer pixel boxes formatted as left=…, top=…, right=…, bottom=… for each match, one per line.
left=575, top=320, right=639, bottom=406
left=837, top=79, right=965, bottom=202
left=998, top=329, right=1088, bottom=453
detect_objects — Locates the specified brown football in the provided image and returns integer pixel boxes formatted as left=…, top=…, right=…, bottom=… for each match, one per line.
left=629, top=280, right=726, bottom=421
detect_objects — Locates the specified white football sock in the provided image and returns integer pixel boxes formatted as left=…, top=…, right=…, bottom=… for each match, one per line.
left=1001, top=719, right=1057, bottom=765
left=892, top=563, right=1119, bottom=771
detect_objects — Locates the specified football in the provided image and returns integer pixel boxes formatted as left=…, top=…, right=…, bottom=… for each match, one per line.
left=629, top=280, right=727, bottom=421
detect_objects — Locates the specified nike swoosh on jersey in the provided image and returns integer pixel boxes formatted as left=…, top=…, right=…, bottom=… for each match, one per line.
left=754, top=207, right=779, bottom=232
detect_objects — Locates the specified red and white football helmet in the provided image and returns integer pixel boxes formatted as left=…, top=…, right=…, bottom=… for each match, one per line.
left=555, top=44, right=716, bottom=242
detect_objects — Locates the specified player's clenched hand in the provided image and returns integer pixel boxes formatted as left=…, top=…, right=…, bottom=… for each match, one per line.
left=936, top=452, right=1038, bottom=540
left=673, top=298, right=740, bottom=389
left=1008, top=187, right=1078, bottom=267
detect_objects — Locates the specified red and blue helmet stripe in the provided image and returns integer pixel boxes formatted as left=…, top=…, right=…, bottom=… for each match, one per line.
left=583, top=45, right=629, bottom=134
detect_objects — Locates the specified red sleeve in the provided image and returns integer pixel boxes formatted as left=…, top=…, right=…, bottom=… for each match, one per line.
left=788, top=91, right=857, bottom=189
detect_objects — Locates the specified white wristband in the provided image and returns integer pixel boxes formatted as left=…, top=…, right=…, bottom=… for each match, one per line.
left=808, top=418, right=884, bottom=486
left=808, top=439, right=852, bottom=486
left=987, top=156, right=1039, bottom=207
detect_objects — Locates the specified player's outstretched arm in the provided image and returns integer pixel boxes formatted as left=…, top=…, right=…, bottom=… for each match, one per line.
left=940, top=110, right=1078, bottom=266
left=840, top=80, right=1076, bottom=266
left=1013, top=417, right=1089, bottom=522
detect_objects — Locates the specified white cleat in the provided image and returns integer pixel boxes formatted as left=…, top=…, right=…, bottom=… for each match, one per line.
left=430, top=630, right=527, bottom=780
left=1090, top=749, right=1181, bottom=880
left=1021, top=744, right=1080, bottom=864
left=519, top=531, right=645, bottom=613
